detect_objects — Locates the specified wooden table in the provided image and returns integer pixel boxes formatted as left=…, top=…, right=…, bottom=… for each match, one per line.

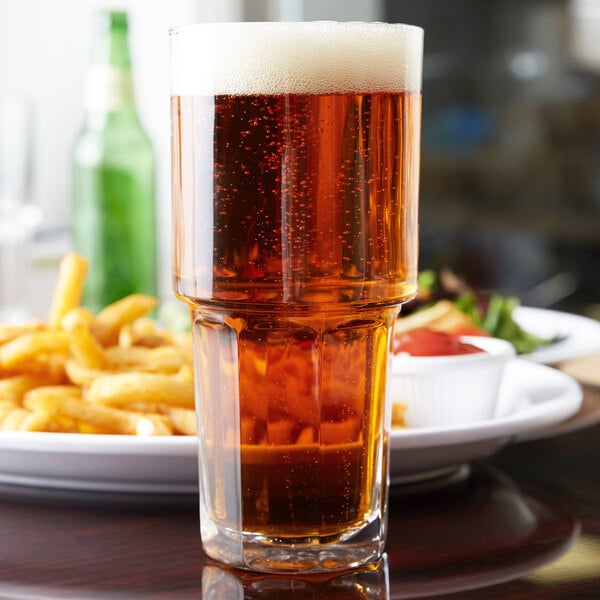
left=0, top=388, right=598, bottom=599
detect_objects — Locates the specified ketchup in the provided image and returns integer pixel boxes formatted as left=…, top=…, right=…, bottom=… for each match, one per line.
left=394, top=328, right=485, bottom=357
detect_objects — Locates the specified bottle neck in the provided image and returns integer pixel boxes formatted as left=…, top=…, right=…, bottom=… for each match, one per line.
left=83, top=13, right=136, bottom=116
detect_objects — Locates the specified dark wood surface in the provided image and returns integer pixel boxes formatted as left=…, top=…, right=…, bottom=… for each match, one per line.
left=0, top=388, right=598, bottom=599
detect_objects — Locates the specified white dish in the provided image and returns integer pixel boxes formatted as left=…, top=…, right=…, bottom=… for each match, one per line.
left=0, top=433, right=198, bottom=494
left=515, top=306, right=600, bottom=364
left=389, top=359, right=582, bottom=482
left=392, top=336, right=514, bottom=428
left=0, top=360, right=581, bottom=494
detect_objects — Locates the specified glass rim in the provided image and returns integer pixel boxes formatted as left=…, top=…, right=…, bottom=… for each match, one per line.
left=168, top=20, right=424, bottom=39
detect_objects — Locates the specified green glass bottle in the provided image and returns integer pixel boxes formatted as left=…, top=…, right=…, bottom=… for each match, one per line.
left=72, top=10, right=157, bottom=312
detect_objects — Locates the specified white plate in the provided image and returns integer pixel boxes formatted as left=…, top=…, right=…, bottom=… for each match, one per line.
left=0, top=433, right=198, bottom=494
left=0, top=360, right=581, bottom=494
left=514, top=306, right=600, bottom=364
left=389, top=359, right=582, bottom=482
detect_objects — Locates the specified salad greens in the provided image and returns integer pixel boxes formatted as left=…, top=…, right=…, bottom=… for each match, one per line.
left=414, top=270, right=560, bottom=355
left=455, top=293, right=559, bottom=354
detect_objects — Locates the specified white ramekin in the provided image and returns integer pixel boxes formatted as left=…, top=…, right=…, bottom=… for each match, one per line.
left=391, top=336, right=516, bottom=428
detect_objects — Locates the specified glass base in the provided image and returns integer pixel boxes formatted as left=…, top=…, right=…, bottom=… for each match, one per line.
left=202, top=555, right=390, bottom=599
left=201, top=517, right=385, bottom=574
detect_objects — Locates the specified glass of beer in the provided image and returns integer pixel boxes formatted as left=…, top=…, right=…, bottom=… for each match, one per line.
left=170, top=21, right=423, bottom=573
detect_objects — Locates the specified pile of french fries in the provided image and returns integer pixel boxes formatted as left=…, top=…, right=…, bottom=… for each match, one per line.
left=0, top=252, right=195, bottom=436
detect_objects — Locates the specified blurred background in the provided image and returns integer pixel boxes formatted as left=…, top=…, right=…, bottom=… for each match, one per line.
left=0, top=0, right=598, bottom=319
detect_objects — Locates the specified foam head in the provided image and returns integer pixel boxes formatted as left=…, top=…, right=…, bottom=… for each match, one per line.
left=170, top=21, right=423, bottom=96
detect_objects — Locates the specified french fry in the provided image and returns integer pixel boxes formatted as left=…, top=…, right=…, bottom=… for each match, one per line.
left=1, top=407, right=31, bottom=431
left=93, top=294, right=158, bottom=347
left=88, top=372, right=195, bottom=409
left=68, top=327, right=114, bottom=370
left=0, top=374, right=62, bottom=403
left=296, top=426, right=316, bottom=445
left=24, top=386, right=173, bottom=436
left=240, top=415, right=258, bottom=444
left=47, top=252, right=89, bottom=328
left=64, top=360, right=111, bottom=388
left=0, top=331, right=70, bottom=371
left=392, top=402, right=406, bottom=428
left=64, top=346, right=194, bottom=387
left=321, top=417, right=361, bottom=445
left=17, top=410, right=67, bottom=433
left=23, top=384, right=81, bottom=402
left=0, top=400, right=19, bottom=424
left=20, top=354, right=68, bottom=383
left=119, top=318, right=175, bottom=348
left=0, top=322, right=45, bottom=344
left=127, top=401, right=162, bottom=414
left=161, top=406, right=197, bottom=436
left=105, top=345, right=193, bottom=373
left=60, top=306, right=96, bottom=333
left=178, top=364, right=194, bottom=382
left=267, top=418, right=296, bottom=445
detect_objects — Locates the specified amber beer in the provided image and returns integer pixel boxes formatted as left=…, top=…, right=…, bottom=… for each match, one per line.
left=170, top=21, right=423, bottom=573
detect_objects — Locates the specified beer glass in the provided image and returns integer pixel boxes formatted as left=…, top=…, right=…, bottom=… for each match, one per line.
left=170, top=21, right=423, bottom=573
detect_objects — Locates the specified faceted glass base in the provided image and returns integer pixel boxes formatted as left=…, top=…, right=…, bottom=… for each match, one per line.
left=201, top=516, right=386, bottom=574
left=202, top=555, right=390, bottom=599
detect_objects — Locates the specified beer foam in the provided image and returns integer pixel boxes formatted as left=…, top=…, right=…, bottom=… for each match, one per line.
left=170, top=21, right=423, bottom=96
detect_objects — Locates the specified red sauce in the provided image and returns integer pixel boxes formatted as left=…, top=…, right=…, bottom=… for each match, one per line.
left=394, top=328, right=485, bottom=357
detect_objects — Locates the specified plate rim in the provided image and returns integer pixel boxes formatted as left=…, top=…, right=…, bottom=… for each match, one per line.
left=514, top=306, right=600, bottom=363
left=0, top=430, right=195, bottom=456
left=390, top=359, right=582, bottom=450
